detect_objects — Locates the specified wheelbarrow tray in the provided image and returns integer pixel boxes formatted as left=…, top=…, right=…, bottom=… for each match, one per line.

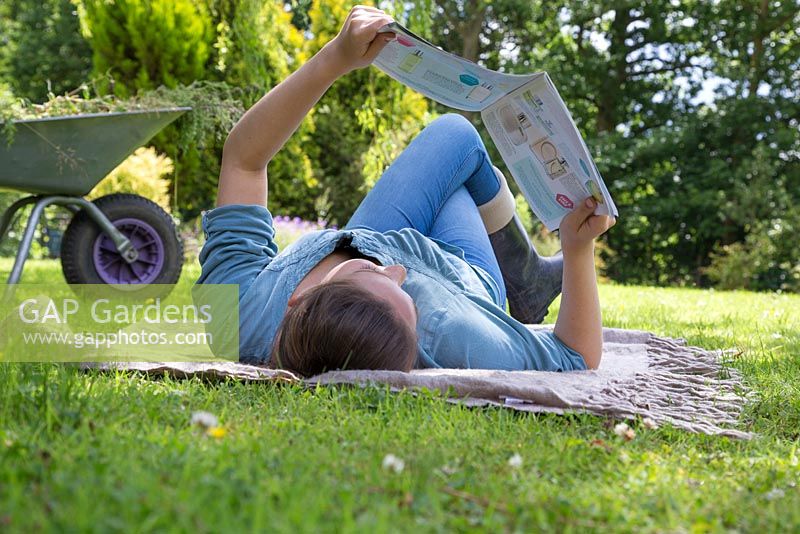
left=0, top=108, right=189, bottom=196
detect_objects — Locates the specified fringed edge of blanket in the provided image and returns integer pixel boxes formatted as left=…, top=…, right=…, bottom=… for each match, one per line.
left=626, top=333, right=754, bottom=439
left=515, top=333, right=754, bottom=439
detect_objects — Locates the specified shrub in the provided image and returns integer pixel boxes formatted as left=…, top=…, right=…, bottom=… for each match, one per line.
left=705, top=213, right=800, bottom=292
left=204, top=0, right=318, bottom=219
left=76, top=0, right=317, bottom=221
left=88, top=147, right=173, bottom=212
left=76, top=0, right=211, bottom=95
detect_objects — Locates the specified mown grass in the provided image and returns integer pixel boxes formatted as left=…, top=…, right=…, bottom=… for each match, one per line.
left=1, top=259, right=798, bottom=532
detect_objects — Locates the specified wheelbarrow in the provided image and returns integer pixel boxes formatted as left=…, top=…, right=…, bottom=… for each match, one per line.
left=0, top=108, right=189, bottom=292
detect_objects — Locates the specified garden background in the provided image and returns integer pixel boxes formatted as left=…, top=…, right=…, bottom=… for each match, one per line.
left=1, top=1, right=800, bottom=531
left=1, top=0, right=798, bottom=291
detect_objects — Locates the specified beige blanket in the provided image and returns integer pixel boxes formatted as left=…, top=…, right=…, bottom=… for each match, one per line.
left=94, top=326, right=753, bottom=439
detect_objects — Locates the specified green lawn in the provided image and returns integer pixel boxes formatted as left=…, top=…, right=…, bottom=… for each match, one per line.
left=1, top=259, right=799, bottom=532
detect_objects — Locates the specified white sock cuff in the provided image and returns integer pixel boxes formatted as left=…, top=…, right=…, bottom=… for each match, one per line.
left=478, top=165, right=516, bottom=234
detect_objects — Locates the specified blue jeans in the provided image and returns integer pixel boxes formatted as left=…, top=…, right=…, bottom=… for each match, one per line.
left=346, top=113, right=506, bottom=304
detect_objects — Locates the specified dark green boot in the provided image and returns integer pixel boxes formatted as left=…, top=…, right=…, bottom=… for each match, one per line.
left=489, top=214, right=563, bottom=324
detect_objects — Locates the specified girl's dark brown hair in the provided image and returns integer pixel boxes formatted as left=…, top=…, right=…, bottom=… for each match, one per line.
left=270, top=279, right=417, bottom=377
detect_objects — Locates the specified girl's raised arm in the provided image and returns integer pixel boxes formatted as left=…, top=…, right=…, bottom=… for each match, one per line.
left=216, top=6, right=395, bottom=207
left=553, top=198, right=616, bottom=369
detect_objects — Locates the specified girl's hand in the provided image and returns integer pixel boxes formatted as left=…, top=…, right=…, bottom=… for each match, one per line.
left=559, top=197, right=616, bottom=255
left=326, top=6, right=396, bottom=75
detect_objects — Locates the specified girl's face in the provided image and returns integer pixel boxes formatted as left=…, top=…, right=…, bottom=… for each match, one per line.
left=321, top=259, right=418, bottom=331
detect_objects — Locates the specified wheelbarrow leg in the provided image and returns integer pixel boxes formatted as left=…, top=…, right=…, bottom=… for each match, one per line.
left=4, top=195, right=139, bottom=285
left=0, top=196, right=39, bottom=247
left=7, top=197, right=50, bottom=284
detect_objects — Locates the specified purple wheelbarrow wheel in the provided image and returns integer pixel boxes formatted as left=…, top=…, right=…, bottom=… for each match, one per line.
left=61, top=193, right=183, bottom=296
left=92, top=218, right=166, bottom=286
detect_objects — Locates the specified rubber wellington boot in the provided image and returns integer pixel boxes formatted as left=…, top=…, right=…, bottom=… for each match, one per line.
left=489, top=214, right=563, bottom=324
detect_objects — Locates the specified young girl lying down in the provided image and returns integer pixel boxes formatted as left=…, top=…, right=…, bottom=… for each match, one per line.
left=195, top=5, right=616, bottom=376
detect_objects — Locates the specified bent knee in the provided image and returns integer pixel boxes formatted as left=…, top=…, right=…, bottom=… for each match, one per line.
left=427, top=113, right=481, bottom=144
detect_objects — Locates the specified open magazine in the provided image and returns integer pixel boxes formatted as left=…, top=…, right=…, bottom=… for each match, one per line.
left=375, top=22, right=618, bottom=231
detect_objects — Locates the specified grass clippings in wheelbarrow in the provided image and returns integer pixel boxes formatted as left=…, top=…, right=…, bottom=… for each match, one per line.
left=1, top=79, right=244, bottom=149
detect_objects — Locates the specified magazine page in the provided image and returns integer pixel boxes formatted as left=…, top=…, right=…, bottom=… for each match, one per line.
left=481, top=74, right=618, bottom=230
left=374, top=22, right=539, bottom=112
left=374, top=22, right=618, bottom=231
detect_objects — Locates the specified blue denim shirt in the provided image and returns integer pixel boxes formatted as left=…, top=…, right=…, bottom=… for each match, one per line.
left=195, top=204, right=587, bottom=371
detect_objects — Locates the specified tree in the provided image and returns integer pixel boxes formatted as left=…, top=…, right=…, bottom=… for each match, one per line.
left=0, top=0, right=92, bottom=102
left=77, top=0, right=318, bottom=220
left=691, top=0, right=800, bottom=289
left=78, top=0, right=211, bottom=96
left=513, top=1, right=707, bottom=136
left=426, top=0, right=537, bottom=125
left=580, top=0, right=800, bottom=286
left=204, top=0, right=318, bottom=218
left=301, top=0, right=431, bottom=225
left=426, top=0, right=799, bottom=289
left=430, top=0, right=535, bottom=68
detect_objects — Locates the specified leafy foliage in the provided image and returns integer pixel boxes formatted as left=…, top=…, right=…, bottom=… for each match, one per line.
left=510, top=0, right=800, bottom=289
left=88, top=147, right=174, bottom=212
left=77, top=0, right=212, bottom=96
left=1, top=0, right=798, bottom=290
left=303, top=0, right=431, bottom=225
left=74, top=0, right=317, bottom=220
left=203, top=0, right=318, bottom=218
left=74, top=0, right=221, bottom=220
left=0, top=0, right=92, bottom=102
